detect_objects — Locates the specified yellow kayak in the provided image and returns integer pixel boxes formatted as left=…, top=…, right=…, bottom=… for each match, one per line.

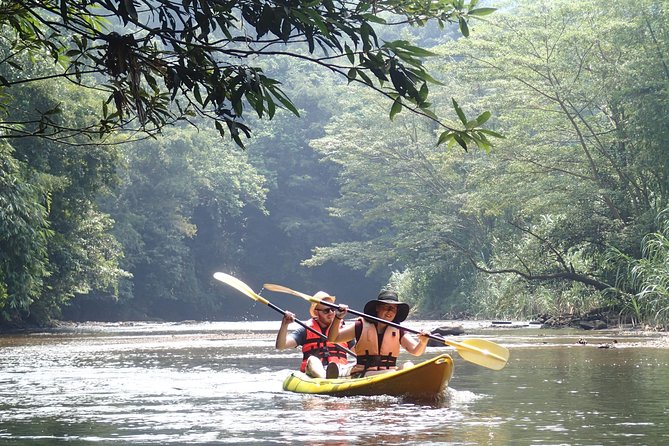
left=282, top=354, right=453, bottom=399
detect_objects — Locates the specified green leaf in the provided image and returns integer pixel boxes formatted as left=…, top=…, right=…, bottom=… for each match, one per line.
left=193, top=84, right=202, bottom=105
left=360, top=22, right=374, bottom=52
left=390, top=97, right=402, bottom=120
left=459, top=17, right=469, bottom=37
left=355, top=70, right=374, bottom=87
left=267, top=95, right=276, bottom=118
left=361, top=14, right=387, bottom=24
left=420, top=108, right=438, bottom=121
left=479, top=129, right=505, bottom=138
left=418, top=83, right=428, bottom=102
left=437, top=131, right=452, bottom=146
left=215, top=120, right=225, bottom=137
left=344, top=43, right=355, bottom=64
left=468, top=8, right=497, bottom=17
left=386, top=41, right=436, bottom=58
left=454, top=133, right=469, bottom=151
left=60, top=0, right=68, bottom=23
left=472, top=132, right=491, bottom=151
left=418, top=71, right=444, bottom=86
left=266, top=86, right=300, bottom=116
left=452, top=98, right=467, bottom=126
left=475, top=110, right=491, bottom=126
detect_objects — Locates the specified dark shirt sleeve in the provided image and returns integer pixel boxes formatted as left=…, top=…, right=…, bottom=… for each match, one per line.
left=288, top=325, right=307, bottom=346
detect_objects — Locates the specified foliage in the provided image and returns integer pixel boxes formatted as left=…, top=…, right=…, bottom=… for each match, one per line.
left=425, top=0, right=669, bottom=318
left=305, top=82, right=487, bottom=313
left=0, top=62, right=130, bottom=326
left=0, top=143, right=52, bottom=323
left=242, top=109, right=369, bottom=293
left=0, top=0, right=496, bottom=148
left=5, top=0, right=669, bottom=327
left=608, top=209, right=669, bottom=328
left=96, top=125, right=267, bottom=319
left=388, top=267, right=472, bottom=317
left=303, top=0, right=669, bottom=324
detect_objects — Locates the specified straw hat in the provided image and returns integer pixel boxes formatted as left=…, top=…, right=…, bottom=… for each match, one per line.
left=309, top=291, right=336, bottom=318
left=363, top=290, right=410, bottom=323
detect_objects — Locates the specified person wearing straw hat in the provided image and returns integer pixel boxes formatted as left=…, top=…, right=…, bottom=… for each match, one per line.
left=275, top=291, right=353, bottom=379
left=327, top=290, right=429, bottom=377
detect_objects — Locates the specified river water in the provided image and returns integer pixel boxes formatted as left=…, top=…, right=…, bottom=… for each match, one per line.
left=1, top=321, right=668, bottom=445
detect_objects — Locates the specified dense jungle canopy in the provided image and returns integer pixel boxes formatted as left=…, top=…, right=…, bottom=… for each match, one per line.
left=2, top=0, right=669, bottom=329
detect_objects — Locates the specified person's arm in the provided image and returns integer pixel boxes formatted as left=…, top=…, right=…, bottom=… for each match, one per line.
left=327, top=305, right=355, bottom=343
left=275, top=311, right=298, bottom=349
left=400, top=330, right=430, bottom=356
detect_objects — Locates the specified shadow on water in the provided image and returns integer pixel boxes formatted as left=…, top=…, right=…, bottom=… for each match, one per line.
left=1, top=321, right=669, bottom=445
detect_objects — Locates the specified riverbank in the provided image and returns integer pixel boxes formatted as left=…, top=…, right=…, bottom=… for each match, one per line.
left=3, top=319, right=668, bottom=351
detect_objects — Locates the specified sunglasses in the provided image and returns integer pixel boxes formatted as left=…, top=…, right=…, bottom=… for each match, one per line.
left=315, top=308, right=335, bottom=313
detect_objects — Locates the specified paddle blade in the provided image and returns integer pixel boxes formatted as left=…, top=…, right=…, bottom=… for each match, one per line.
left=214, top=272, right=269, bottom=306
left=263, top=283, right=316, bottom=302
left=444, top=338, right=509, bottom=371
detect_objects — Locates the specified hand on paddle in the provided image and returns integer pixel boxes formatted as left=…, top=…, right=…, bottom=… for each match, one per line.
left=276, top=311, right=297, bottom=350
left=281, top=311, right=296, bottom=324
left=334, top=305, right=348, bottom=320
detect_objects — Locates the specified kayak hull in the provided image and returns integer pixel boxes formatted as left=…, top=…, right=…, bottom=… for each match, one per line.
left=282, top=354, right=453, bottom=399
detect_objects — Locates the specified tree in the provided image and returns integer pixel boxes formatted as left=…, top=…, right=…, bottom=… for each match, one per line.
left=305, top=81, right=486, bottom=314
left=1, top=0, right=496, bottom=148
left=301, top=0, right=669, bottom=322
left=0, top=73, right=129, bottom=326
left=432, top=0, right=669, bottom=316
left=0, top=143, right=51, bottom=322
left=95, top=125, right=267, bottom=319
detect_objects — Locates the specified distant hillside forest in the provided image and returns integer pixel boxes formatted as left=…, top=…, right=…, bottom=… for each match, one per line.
left=2, top=0, right=669, bottom=329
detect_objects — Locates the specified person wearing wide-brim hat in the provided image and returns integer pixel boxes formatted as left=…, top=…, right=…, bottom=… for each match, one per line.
left=275, top=291, right=353, bottom=379
left=363, top=290, right=410, bottom=323
left=327, top=290, right=429, bottom=377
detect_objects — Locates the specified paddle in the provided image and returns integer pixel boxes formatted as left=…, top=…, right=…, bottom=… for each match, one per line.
left=263, top=283, right=509, bottom=371
left=212, top=272, right=356, bottom=357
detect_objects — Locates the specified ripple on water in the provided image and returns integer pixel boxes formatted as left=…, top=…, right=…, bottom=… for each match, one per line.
left=3, top=322, right=669, bottom=445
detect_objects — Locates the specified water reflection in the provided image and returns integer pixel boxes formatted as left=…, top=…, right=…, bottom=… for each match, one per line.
left=1, top=322, right=668, bottom=445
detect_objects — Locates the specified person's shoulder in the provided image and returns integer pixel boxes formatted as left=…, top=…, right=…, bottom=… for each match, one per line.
left=290, top=324, right=307, bottom=343
left=292, top=324, right=307, bottom=335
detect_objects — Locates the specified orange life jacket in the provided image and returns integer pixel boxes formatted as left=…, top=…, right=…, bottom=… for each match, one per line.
left=351, top=318, right=401, bottom=375
left=300, top=318, right=349, bottom=372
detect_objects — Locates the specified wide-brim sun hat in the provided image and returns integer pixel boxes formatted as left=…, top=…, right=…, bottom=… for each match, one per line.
left=363, top=290, right=410, bottom=323
left=309, top=291, right=336, bottom=318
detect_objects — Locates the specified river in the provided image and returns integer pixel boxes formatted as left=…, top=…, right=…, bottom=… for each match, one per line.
left=1, top=321, right=668, bottom=445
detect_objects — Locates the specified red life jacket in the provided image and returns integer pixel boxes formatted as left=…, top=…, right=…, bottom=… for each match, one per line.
left=351, top=318, right=401, bottom=375
left=300, top=318, right=349, bottom=372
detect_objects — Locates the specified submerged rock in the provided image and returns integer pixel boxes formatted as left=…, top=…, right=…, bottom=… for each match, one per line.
left=428, top=325, right=465, bottom=347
